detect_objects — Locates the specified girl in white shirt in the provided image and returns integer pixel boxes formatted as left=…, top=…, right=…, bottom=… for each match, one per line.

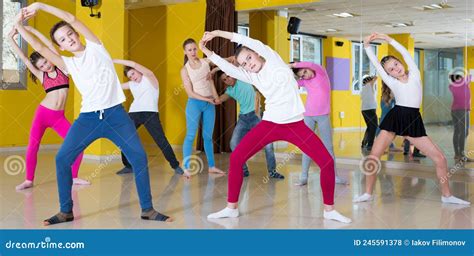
left=199, top=30, right=351, bottom=223
left=354, top=33, right=470, bottom=205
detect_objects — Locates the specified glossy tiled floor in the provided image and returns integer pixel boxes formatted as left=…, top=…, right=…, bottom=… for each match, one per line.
left=1, top=145, right=473, bottom=229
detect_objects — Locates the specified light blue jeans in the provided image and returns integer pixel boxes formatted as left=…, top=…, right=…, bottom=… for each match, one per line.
left=183, top=98, right=215, bottom=169
left=301, top=114, right=335, bottom=181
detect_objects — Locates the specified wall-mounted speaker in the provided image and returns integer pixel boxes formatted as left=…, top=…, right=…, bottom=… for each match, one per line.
left=335, top=41, right=344, bottom=47
left=287, top=17, right=301, bottom=35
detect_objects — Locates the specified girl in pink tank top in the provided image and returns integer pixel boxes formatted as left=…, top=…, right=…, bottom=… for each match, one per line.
left=9, top=27, right=89, bottom=190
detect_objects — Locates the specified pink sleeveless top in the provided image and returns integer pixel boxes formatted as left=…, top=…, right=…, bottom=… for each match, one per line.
left=42, top=67, right=69, bottom=93
left=185, top=59, right=212, bottom=97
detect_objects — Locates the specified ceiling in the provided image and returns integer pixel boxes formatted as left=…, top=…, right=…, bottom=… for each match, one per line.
left=237, top=0, right=474, bottom=49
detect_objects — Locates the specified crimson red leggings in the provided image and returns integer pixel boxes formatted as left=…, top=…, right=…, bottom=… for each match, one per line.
left=228, top=120, right=335, bottom=205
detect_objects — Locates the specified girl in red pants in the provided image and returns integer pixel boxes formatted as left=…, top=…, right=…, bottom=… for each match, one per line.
left=199, top=31, right=351, bottom=223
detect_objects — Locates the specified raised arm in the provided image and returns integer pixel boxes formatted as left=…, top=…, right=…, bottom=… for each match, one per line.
left=15, top=14, right=67, bottom=72
left=199, top=39, right=252, bottom=84
left=24, top=26, right=59, bottom=55
left=363, top=34, right=398, bottom=89
left=293, top=61, right=324, bottom=74
left=113, top=59, right=159, bottom=89
left=180, top=67, right=214, bottom=103
left=8, top=28, right=42, bottom=82
left=202, top=30, right=274, bottom=60
left=22, top=2, right=100, bottom=44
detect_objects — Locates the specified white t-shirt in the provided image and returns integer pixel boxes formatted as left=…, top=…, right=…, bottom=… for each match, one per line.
left=208, top=33, right=305, bottom=124
left=62, top=39, right=125, bottom=112
left=128, top=76, right=159, bottom=113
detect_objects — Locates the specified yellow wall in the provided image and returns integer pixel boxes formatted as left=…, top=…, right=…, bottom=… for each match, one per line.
left=127, top=6, right=167, bottom=144
left=322, top=36, right=362, bottom=128
left=0, top=0, right=75, bottom=147
left=161, top=0, right=207, bottom=145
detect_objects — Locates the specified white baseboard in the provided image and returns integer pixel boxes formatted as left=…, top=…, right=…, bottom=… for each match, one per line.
left=0, top=144, right=61, bottom=153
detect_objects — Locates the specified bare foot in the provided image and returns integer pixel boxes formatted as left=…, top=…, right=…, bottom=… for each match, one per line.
left=16, top=180, right=33, bottom=190
left=73, top=178, right=91, bottom=185
left=182, top=170, right=192, bottom=179
left=166, top=217, right=174, bottom=222
left=209, top=167, right=226, bottom=175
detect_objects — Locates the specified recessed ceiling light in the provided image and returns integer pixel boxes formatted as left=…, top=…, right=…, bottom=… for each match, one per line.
left=414, top=2, right=453, bottom=11
left=332, top=12, right=358, bottom=18
left=326, top=28, right=340, bottom=32
left=384, top=22, right=414, bottom=28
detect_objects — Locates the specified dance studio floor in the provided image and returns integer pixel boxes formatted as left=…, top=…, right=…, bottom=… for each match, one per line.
left=1, top=144, right=473, bottom=230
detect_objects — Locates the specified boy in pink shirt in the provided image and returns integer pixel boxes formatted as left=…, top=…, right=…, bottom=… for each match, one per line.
left=291, top=62, right=347, bottom=185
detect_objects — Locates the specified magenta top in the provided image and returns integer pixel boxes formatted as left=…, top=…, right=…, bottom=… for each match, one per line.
left=294, top=61, right=331, bottom=116
left=42, top=67, right=69, bottom=93
left=449, top=75, right=471, bottom=110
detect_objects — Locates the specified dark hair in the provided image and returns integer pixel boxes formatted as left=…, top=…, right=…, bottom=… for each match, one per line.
left=449, top=74, right=463, bottom=83
left=234, top=45, right=252, bottom=59
left=50, top=21, right=76, bottom=46
left=123, top=66, right=133, bottom=77
left=292, top=67, right=302, bottom=76
left=216, top=70, right=225, bottom=80
left=362, top=75, right=375, bottom=86
left=29, top=51, right=44, bottom=83
left=182, top=38, right=196, bottom=65
left=380, top=55, right=404, bottom=106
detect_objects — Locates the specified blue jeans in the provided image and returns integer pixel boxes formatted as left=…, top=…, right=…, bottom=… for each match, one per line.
left=183, top=98, right=216, bottom=168
left=229, top=111, right=276, bottom=173
left=301, top=114, right=335, bottom=180
left=56, top=104, right=153, bottom=213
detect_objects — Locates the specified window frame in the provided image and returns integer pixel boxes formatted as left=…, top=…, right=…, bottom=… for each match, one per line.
left=1, top=0, right=28, bottom=90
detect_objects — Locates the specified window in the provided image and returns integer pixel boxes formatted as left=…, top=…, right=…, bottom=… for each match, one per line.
left=352, top=42, right=377, bottom=95
left=414, top=49, right=420, bottom=69
left=290, top=34, right=322, bottom=64
left=2, top=0, right=27, bottom=90
left=237, top=25, right=249, bottom=36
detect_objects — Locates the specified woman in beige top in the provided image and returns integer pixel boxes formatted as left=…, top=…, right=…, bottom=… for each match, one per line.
left=180, top=38, right=224, bottom=175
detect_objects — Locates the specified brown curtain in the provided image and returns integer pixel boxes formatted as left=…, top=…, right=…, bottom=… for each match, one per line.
left=197, top=0, right=236, bottom=153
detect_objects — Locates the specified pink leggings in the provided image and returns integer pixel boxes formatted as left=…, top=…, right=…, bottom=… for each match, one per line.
left=228, top=120, right=335, bottom=205
left=26, top=105, right=83, bottom=181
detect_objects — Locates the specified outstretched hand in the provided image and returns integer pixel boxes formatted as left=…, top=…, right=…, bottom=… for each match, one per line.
left=198, top=39, right=212, bottom=57
left=8, top=28, right=19, bottom=39
left=21, top=2, right=42, bottom=21
left=363, top=33, right=377, bottom=48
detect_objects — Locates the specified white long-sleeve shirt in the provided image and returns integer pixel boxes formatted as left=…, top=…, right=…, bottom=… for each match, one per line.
left=208, top=33, right=305, bottom=124
left=365, top=40, right=422, bottom=109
